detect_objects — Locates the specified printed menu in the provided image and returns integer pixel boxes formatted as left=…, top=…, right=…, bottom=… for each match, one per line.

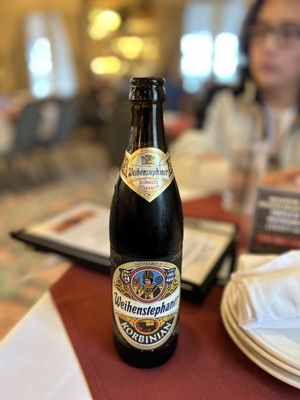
left=249, top=187, right=300, bottom=253
left=11, top=203, right=237, bottom=302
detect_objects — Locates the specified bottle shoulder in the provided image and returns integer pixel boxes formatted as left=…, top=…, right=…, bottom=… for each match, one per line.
left=110, top=179, right=183, bottom=258
left=112, top=178, right=182, bottom=213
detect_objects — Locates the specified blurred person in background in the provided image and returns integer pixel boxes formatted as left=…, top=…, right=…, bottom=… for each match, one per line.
left=172, top=0, right=300, bottom=185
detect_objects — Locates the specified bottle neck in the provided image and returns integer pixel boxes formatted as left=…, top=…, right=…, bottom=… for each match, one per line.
left=127, top=102, right=168, bottom=153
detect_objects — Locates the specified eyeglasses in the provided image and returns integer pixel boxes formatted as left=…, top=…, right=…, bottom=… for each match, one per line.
left=248, top=23, right=300, bottom=46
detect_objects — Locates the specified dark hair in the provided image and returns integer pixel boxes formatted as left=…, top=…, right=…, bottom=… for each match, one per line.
left=239, top=0, right=266, bottom=57
left=197, top=1, right=267, bottom=123
left=235, top=0, right=266, bottom=94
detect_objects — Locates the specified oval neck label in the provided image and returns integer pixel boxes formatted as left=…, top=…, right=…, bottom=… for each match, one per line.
left=112, top=260, right=180, bottom=350
left=120, top=147, right=174, bottom=202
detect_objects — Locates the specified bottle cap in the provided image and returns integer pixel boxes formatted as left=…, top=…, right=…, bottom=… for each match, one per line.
left=129, top=77, right=166, bottom=103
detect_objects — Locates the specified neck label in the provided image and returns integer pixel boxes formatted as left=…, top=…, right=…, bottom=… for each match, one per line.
left=120, top=147, right=174, bottom=202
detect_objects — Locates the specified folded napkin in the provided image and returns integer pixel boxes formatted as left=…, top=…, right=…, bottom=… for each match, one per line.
left=230, top=251, right=300, bottom=330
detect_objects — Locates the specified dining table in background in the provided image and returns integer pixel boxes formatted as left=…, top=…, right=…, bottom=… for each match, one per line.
left=164, top=110, right=197, bottom=139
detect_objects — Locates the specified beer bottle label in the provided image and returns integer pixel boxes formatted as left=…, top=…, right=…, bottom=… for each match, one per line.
left=120, top=147, right=174, bottom=202
left=112, top=260, right=180, bottom=350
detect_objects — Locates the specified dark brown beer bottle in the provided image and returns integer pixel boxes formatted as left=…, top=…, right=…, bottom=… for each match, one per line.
left=109, top=77, right=183, bottom=368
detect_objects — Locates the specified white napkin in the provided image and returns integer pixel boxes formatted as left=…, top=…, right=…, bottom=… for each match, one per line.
left=0, top=293, right=92, bottom=400
left=230, top=251, right=300, bottom=330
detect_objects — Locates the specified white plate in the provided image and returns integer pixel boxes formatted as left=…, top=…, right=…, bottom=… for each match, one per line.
left=221, top=293, right=300, bottom=389
left=222, top=286, right=300, bottom=377
left=226, top=282, right=300, bottom=371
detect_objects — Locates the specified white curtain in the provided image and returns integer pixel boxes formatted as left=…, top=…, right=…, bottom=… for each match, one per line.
left=24, top=12, right=78, bottom=99
left=48, top=12, right=78, bottom=99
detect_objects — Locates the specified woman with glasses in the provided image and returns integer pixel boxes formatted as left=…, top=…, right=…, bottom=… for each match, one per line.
left=180, top=0, right=300, bottom=169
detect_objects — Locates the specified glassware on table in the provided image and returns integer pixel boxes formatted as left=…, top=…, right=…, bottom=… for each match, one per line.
left=221, top=141, right=268, bottom=215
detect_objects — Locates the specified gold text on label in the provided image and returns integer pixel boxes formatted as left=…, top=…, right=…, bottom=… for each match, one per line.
left=120, top=148, right=174, bottom=202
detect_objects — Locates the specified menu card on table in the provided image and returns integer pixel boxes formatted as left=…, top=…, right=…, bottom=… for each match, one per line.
left=10, top=203, right=237, bottom=302
left=249, top=187, right=300, bottom=254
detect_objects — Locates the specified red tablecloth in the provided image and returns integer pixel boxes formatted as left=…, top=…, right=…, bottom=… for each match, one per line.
left=183, top=196, right=251, bottom=249
left=164, top=112, right=196, bottom=138
left=50, top=196, right=299, bottom=399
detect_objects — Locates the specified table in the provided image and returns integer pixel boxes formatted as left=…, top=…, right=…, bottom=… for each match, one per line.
left=163, top=111, right=196, bottom=138
left=50, top=266, right=300, bottom=399
left=1, top=197, right=299, bottom=399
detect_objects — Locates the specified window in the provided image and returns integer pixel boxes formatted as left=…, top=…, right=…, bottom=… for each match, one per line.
left=180, top=32, right=213, bottom=93
left=181, top=0, right=247, bottom=93
left=213, top=32, right=239, bottom=83
left=28, top=37, right=53, bottom=98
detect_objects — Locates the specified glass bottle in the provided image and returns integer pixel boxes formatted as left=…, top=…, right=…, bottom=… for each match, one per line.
left=109, top=77, right=183, bottom=368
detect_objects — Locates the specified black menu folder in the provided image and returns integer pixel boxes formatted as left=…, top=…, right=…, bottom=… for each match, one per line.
left=11, top=203, right=237, bottom=302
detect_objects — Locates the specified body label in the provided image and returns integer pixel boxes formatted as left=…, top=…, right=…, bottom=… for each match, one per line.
left=112, top=260, right=180, bottom=350
left=120, top=147, right=174, bottom=202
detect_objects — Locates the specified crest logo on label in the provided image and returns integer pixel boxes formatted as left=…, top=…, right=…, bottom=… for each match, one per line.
left=121, top=266, right=167, bottom=303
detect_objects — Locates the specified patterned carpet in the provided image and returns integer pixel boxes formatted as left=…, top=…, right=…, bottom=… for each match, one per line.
left=0, top=137, right=116, bottom=339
